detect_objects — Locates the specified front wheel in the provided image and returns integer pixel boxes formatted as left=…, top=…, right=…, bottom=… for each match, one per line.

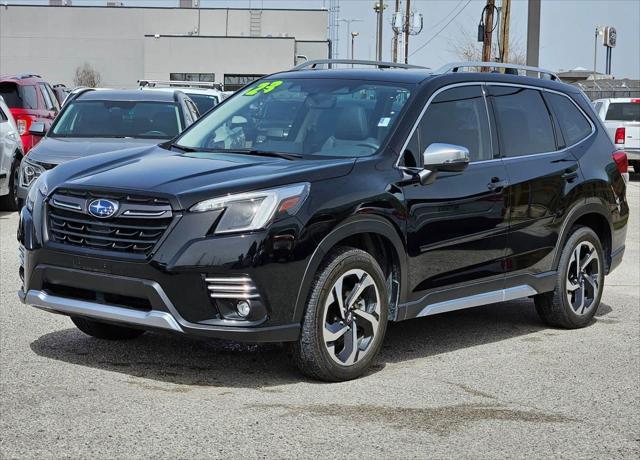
left=291, top=248, right=389, bottom=382
left=0, top=158, right=21, bottom=211
left=534, top=226, right=604, bottom=328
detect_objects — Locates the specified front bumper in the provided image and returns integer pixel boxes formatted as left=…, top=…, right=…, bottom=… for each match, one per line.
left=18, top=194, right=311, bottom=342
left=19, top=284, right=300, bottom=342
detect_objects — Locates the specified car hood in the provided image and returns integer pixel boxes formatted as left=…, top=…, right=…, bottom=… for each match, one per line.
left=26, top=137, right=163, bottom=165
left=48, top=146, right=356, bottom=210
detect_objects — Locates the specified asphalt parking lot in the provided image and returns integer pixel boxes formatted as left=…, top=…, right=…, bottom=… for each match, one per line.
left=1, top=176, right=638, bottom=459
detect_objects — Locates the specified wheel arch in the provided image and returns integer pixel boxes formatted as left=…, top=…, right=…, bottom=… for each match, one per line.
left=292, top=215, right=408, bottom=324
left=553, top=202, right=613, bottom=273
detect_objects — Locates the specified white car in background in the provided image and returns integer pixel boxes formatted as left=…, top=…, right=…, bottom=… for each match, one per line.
left=0, top=96, right=24, bottom=210
left=139, top=80, right=224, bottom=115
left=593, top=98, right=640, bottom=173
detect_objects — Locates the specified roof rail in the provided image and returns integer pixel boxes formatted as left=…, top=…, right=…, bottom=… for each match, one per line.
left=436, top=62, right=560, bottom=81
left=292, top=59, right=429, bottom=71
left=138, top=79, right=223, bottom=90
left=19, top=73, right=42, bottom=79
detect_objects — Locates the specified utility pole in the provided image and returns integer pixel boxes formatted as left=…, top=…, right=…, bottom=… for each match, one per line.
left=404, top=0, right=411, bottom=64
left=499, top=0, right=511, bottom=62
left=392, top=0, right=400, bottom=63
left=482, top=0, right=495, bottom=64
left=374, top=2, right=386, bottom=61
left=526, top=0, right=541, bottom=68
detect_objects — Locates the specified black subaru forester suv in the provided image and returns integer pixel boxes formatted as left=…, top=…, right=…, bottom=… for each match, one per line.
left=18, top=60, right=628, bottom=381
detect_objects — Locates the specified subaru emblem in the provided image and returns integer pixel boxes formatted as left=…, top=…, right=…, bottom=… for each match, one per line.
left=88, top=199, right=119, bottom=219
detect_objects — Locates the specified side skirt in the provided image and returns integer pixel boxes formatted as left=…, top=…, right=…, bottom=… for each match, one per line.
left=397, top=271, right=557, bottom=321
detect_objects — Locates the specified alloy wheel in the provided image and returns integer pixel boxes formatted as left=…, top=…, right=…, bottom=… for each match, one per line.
left=566, top=241, right=600, bottom=315
left=12, top=165, right=19, bottom=209
left=322, top=268, right=381, bottom=366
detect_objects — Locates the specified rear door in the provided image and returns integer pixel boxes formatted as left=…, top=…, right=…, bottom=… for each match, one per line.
left=487, top=84, right=587, bottom=282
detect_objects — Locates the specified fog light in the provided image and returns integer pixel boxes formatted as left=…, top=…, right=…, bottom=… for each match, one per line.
left=236, top=300, right=251, bottom=317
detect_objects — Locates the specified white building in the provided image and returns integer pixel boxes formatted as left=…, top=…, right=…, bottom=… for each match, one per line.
left=0, top=4, right=329, bottom=89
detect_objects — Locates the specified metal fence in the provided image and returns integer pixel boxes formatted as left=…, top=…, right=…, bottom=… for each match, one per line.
left=573, top=79, right=640, bottom=100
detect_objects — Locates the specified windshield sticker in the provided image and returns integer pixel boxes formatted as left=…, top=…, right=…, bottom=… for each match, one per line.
left=378, top=117, right=391, bottom=127
left=244, top=80, right=283, bottom=96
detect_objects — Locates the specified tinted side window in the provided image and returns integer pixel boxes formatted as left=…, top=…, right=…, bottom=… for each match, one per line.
left=20, top=85, right=39, bottom=109
left=0, top=107, right=7, bottom=122
left=491, top=86, right=556, bottom=157
left=39, top=83, right=55, bottom=111
left=546, top=93, right=592, bottom=146
left=419, top=85, right=492, bottom=162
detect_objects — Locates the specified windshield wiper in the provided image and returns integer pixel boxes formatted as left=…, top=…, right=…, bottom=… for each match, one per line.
left=226, top=149, right=303, bottom=160
left=170, top=143, right=199, bottom=153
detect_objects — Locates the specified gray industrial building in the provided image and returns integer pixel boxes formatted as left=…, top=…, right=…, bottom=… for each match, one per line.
left=0, top=3, right=329, bottom=89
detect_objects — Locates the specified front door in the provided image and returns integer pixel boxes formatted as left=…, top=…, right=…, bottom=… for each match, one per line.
left=398, top=84, right=510, bottom=315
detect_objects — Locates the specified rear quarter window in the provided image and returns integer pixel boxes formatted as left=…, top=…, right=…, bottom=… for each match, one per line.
left=605, top=102, right=640, bottom=122
left=546, top=93, right=593, bottom=146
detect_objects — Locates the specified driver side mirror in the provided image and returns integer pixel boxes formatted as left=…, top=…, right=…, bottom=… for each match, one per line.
left=418, top=143, right=470, bottom=185
left=29, top=122, right=47, bottom=136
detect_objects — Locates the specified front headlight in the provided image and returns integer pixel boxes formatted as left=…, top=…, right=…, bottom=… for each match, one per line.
left=25, top=170, right=50, bottom=212
left=190, top=183, right=310, bottom=234
left=21, top=159, right=46, bottom=188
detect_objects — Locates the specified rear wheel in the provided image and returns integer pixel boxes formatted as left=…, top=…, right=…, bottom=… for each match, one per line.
left=291, top=248, right=388, bottom=381
left=534, top=226, right=604, bottom=328
left=0, top=158, right=21, bottom=211
left=71, top=317, right=145, bottom=340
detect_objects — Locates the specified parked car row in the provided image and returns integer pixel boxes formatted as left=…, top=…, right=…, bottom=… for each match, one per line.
left=1, top=73, right=231, bottom=210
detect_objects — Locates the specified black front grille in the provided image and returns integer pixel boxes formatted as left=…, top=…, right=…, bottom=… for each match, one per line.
left=47, top=190, right=173, bottom=257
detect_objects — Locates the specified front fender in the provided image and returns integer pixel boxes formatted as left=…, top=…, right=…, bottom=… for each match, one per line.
left=291, top=214, right=408, bottom=323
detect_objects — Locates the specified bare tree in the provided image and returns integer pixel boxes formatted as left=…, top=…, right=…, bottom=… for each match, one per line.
left=448, top=27, right=526, bottom=65
left=73, top=62, right=102, bottom=87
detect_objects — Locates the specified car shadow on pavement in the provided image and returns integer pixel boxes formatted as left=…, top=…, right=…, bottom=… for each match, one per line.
left=30, top=299, right=614, bottom=388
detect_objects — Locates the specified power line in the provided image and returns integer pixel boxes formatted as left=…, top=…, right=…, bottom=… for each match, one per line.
left=409, top=0, right=473, bottom=57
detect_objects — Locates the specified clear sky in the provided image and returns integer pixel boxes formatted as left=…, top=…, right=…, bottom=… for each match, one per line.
left=5, top=0, right=640, bottom=78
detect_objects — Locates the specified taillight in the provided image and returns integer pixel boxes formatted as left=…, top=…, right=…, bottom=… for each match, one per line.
left=612, top=151, right=629, bottom=182
left=614, top=127, right=625, bottom=145
left=16, top=119, right=27, bottom=135
left=631, top=98, right=640, bottom=103
left=15, top=116, right=32, bottom=136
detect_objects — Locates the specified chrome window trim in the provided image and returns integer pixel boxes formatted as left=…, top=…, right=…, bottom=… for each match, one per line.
left=395, top=80, right=597, bottom=169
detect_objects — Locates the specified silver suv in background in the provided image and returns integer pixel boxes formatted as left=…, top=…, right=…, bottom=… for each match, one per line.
left=593, top=98, right=640, bottom=172
left=0, top=96, right=24, bottom=210
left=139, top=80, right=223, bottom=115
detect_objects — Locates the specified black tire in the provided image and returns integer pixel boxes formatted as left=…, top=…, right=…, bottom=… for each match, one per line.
left=291, top=247, right=389, bottom=382
left=534, top=226, right=605, bottom=329
left=71, top=316, right=145, bottom=340
left=0, top=158, right=21, bottom=211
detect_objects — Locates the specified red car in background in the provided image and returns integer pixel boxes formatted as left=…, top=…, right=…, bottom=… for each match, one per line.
left=0, top=74, right=60, bottom=153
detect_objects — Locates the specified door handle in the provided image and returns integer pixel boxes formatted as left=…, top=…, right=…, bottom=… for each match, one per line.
left=487, top=177, right=508, bottom=191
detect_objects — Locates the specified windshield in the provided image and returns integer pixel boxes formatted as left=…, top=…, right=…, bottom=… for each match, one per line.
left=176, top=78, right=413, bottom=157
left=50, top=100, right=182, bottom=139
left=186, top=93, right=219, bottom=113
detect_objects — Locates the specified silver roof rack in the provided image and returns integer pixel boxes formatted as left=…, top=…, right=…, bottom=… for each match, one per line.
left=292, top=59, right=429, bottom=71
left=436, top=62, right=560, bottom=81
left=138, top=79, right=224, bottom=90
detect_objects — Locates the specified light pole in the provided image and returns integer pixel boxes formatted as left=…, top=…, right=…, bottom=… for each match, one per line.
left=339, top=18, right=363, bottom=60
left=351, top=31, right=359, bottom=61
left=593, top=26, right=603, bottom=80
